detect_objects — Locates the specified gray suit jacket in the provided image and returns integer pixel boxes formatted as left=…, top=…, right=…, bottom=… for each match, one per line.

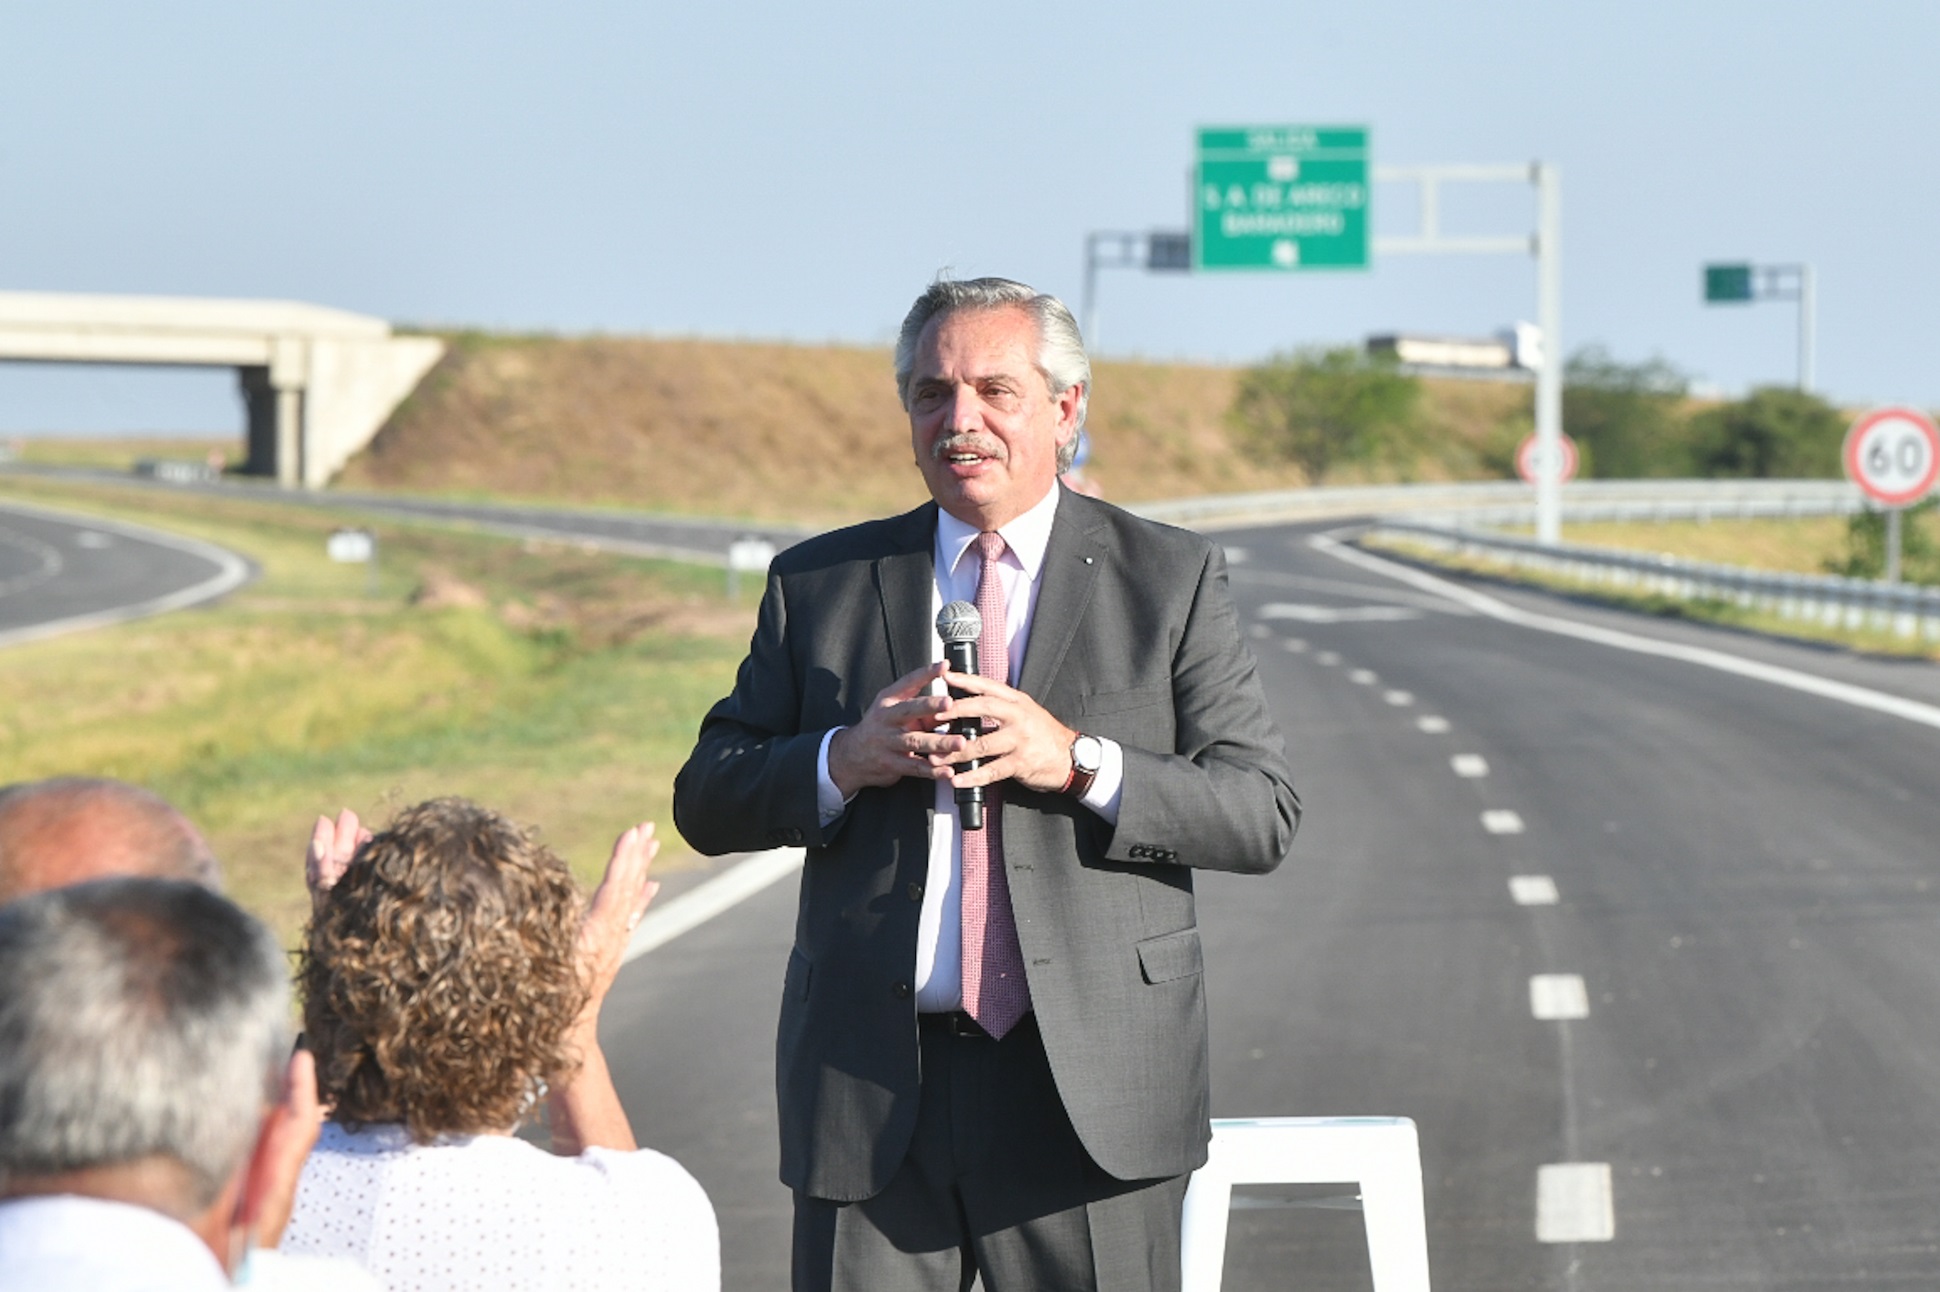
left=673, top=488, right=1299, bottom=1202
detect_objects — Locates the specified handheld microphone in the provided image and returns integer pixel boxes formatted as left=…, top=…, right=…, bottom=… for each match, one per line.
left=935, top=600, right=986, bottom=831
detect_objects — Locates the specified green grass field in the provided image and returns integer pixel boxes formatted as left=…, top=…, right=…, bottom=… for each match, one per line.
left=0, top=475, right=755, bottom=943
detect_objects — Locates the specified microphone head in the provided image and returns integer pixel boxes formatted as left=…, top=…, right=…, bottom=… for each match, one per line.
left=936, top=600, right=982, bottom=643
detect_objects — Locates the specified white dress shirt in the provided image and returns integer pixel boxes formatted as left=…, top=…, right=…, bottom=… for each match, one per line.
left=0, top=1191, right=383, bottom=1292
left=0, top=1196, right=229, bottom=1292
left=816, top=482, right=1124, bottom=1010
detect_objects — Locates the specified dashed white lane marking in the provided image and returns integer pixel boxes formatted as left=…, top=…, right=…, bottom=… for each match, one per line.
left=1258, top=602, right=1423, bottom=624
left=1417, top=715, right=1450, bottom=733
left=1348, top=668, right=1378, bottom=685
left=1451, top=753, right=1489, bottom=777
left=1383, top=690, right=1413, bottom=706
left=1536, top=1162, right=1615, bottom=1242
left=74, top=531, right=113, bottom=549
left=1313, top=531, right=1940, bottom=735
left=1225, top=546, right=1249, bottom=564
left=1482, top=809, right=1525, bottom=834
left=1281, top=638, right=1308, bottom=653
left=1530, top=974, right=1590, bottom=1020
left=623, top=848, right=803, bottom=963
left=1315, top=650, right=1341, bottom=666
left=1509, top=875, right=1560, bottom=906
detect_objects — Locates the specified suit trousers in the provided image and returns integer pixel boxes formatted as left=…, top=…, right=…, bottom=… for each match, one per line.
left=791, top=1013, right=1188, bottom=1292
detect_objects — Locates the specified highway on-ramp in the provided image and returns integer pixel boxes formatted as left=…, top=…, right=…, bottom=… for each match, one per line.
left=602, top=517, right=1940, bottom=1290
left=0, top=498, right=251, bottom=649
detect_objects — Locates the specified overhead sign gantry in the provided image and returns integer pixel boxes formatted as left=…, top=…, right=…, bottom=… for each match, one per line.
left=1081, top=125, right=1566, bottom=544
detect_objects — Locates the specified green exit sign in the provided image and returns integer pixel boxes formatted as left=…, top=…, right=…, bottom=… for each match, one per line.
left=1704, top=263, right=1754, bottom=303
left=1195, top=125, right=1370, bottom=272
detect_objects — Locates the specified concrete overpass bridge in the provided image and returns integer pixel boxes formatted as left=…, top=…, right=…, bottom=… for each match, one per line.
left=0, top=291, right=444, bottom=488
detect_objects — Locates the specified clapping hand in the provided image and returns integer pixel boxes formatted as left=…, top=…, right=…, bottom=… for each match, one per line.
left=305, top=808, right=372, bottom=906
left=576, top=822, right=661, bottom=1015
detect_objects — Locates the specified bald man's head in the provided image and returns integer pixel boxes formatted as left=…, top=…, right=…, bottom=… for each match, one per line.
left=0, top=779, right=219, bottom=905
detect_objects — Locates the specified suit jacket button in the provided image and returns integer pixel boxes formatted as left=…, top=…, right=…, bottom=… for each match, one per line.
left=892, top=981, right=911, bottom=999
left=907, top=882, right=924, bottom=902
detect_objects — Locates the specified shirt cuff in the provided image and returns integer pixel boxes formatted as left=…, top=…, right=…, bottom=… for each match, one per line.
left=816, top=728, right=854, bottom=826
left=1081, top=737, right=1124, bottom=825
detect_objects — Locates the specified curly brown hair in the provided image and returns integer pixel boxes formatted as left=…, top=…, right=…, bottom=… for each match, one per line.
left=300, top=798, right=588, bottom=1143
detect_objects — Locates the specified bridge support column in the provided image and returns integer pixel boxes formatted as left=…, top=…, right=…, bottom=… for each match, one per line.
left=240, top=365, right=278, bottom=478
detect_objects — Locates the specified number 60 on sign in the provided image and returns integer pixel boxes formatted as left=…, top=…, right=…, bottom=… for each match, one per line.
left=1844, top=407, right=1940, bottom=509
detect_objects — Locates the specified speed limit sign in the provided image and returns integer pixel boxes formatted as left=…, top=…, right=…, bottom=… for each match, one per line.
left=1844, top=407, right=1940, bottom=508
left=1516, top=432, right=1578, bottom=486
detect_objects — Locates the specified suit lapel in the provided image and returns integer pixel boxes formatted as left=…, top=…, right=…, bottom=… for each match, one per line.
left=874, top=502, right=937, bottom=679
left=1018, top=489, right=1103, bottom=698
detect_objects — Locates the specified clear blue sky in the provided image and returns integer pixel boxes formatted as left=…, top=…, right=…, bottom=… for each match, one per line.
left=3, top=1, right=1935, bottom=435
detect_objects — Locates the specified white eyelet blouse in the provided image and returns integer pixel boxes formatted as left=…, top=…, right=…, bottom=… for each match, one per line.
left=282, top=1122, right=720, bottom=1291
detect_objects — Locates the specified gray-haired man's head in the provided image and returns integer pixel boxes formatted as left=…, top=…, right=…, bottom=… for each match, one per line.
left=0, top=877, right=289, bottom=1212
left=893, top=276, right=1092, bottom=474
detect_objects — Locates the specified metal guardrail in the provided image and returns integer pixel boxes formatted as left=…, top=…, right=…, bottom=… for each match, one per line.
left=1134, top=477, right=1864, bottom=528
left=1369, top=517, right=1940, bottom=642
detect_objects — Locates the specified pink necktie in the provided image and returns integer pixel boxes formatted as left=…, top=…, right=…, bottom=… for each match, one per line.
left=960, top=531, right=1030, bottom=1039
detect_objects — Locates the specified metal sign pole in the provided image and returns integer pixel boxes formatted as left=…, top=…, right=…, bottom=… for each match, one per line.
left=1372, top=160, right=1561, bottom=544
left=1534, top=163, right=1564, bottom=546
left=1798, top=263, right=1816, bottom=393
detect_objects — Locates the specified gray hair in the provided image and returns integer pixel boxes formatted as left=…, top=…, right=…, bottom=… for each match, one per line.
left=893, top=276, right=1092, bottom=473
left=0, top=877, right=290, bottom=1210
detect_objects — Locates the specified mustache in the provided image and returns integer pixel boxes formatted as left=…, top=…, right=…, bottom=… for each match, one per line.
left=932, top=433, right=1007, bottom=462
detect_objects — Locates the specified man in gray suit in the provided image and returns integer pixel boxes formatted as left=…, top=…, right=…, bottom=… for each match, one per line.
left=674, top=277, right=1298, bottom=1291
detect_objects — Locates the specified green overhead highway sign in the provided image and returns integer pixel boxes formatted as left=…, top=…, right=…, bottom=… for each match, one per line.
left=1704, top=263, right=1755, bottom=303
left=1195, top=125, right=1370, bottom=272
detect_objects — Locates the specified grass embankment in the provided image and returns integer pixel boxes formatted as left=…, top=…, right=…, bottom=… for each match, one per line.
left=0, top=475, right=755, bottom=943
left=9, top=334, right=1531, bottom=527
left=1370, top=511, right=1940, bottom=660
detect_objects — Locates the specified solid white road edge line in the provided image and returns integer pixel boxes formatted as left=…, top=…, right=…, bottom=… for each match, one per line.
left=0, top=498, right=252, bottom=650
left=1509, top=875, right=1561, bottom=906
left=1530, top=974, right=1590, bottom=1020
left=1536, top=1162, right=1615, bottom=1242
left=622, top=848, right=804, bottom=963
left=1312, top=532, right=1940, bottom=733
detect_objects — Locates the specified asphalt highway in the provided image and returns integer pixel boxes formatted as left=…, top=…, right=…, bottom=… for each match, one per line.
left=12, top=474, right=1940, bottom=1287
left=603, top=517, right=1940, bottom=1290
left=0, top=498, right=250, bottom=648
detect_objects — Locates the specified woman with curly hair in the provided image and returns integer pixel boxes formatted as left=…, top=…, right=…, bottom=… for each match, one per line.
left=280, top=798, right=718, bottom=1290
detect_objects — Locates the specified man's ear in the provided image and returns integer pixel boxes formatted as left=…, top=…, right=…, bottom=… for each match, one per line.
left=234, top=1049, right=324, bottom=1250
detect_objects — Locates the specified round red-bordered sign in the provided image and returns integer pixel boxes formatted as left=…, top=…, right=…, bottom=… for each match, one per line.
left=1844, top=407, right=1940, bottom=508
left=1516, top=432, right=1578, bottom=486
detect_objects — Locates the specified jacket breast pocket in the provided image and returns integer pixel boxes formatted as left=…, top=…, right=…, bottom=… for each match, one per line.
left=1136, top=927, right=1203, bottom=985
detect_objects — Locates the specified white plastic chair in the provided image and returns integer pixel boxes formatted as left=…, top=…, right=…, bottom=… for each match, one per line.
left=1179, top=1116, right=1432, bottom=1292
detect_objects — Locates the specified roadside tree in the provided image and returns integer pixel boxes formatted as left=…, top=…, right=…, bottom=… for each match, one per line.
left=1562, top=347, right=1692, bottom=478
left=1230, top=347, right=1422, bottom=483
left=1688, top=386, right=1846, bottom=478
